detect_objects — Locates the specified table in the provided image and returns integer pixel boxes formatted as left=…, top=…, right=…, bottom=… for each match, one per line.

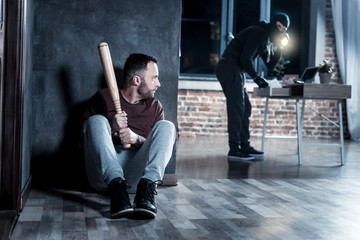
left=253, top=83, right=352, bottom=165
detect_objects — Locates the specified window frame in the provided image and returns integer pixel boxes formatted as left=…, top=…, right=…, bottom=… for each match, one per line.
left=180, top=0, right=271, bottom=80
left=180, top=0, right=311, bottom=82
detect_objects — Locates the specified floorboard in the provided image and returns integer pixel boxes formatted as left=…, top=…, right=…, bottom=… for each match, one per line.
left=0, top=210, right=17, bottom=240
left=10, top=137, right=360, bottom=240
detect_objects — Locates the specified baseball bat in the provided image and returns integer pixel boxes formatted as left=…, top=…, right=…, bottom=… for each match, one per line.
left=98, top=42, right=131, bottom=149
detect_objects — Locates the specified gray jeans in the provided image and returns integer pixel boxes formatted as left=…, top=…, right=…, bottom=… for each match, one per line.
left=83, top=115, right=176, bottom=193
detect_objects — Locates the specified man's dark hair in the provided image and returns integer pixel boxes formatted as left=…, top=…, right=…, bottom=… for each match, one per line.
left=123, top=53, right=157, bottom=82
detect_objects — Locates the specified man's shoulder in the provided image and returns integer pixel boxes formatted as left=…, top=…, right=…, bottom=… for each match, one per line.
left=91, top=88, right=113, bottom=108
left=248, top=25, right=266, bottom=36
left=145, top=97, right=162, bottom=107
left=236, top=25, right=266, bottom=40
left=96, top=88, right=113, bottom=102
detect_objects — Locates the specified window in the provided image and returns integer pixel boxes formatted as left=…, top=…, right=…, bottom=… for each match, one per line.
left=180, top=0, right=309, bottom=79
left=180, top=0, right=222, bottom=76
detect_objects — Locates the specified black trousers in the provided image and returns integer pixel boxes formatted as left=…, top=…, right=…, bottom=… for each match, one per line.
left=216, top=59, right=251, bottom=150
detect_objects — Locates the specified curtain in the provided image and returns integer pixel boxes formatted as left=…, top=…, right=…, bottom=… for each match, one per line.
left=331, top=0, right=360, bottom=140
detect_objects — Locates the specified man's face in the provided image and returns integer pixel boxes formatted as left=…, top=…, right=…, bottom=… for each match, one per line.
left=137, top=61, right=160, bottom=99
left=276, top=21, right=288, bottom=33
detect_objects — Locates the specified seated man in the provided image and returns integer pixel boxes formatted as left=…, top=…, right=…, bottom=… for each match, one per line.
left=82, top=53, right=176, bottom=219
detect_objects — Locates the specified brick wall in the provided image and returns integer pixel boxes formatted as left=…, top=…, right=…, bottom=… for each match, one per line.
left=177, top=89, right=342, bottom=138
left=324, top=0, right=341, bottom=83
left=177, top=1, right=347, bottom=139
left=177, top=90, right=228, bottom=137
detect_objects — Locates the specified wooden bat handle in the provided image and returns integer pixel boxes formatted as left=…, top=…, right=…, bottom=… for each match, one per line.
left=98, top=42, right=131, bottom=149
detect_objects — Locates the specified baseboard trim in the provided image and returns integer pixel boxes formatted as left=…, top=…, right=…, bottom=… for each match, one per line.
left=20, top=175, right=32, bottom=210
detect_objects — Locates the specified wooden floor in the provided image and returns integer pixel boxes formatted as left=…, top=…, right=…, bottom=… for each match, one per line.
left=11, top=137, right=360, bottom=240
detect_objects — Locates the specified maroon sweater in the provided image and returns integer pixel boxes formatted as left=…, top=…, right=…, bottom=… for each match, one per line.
left=83, top=88, right=164, bottom=139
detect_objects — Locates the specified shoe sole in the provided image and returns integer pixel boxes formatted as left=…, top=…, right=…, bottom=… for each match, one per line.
left=228, top=155, right=254, bottom=161
left=249, top=153, right=264, bottom=159
left=133, top=208, right=156, bottom=219
left=111, top=208, right=133, bottom=218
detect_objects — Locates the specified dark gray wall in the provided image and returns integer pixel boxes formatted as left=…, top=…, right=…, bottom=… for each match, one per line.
left=22, top=0, right=34, bottom=189
left=31, top=0, right=181, bottom=187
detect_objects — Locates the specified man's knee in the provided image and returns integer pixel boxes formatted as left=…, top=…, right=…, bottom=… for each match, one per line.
left=153, top=120, right=176, bottom=141
left=155, top=120, right=175, bottom=128
left=87, top=114, right=108, bottom=125
left=85, top=115, right=109, bottom=132
left=155, top=120, right=175, bottom=131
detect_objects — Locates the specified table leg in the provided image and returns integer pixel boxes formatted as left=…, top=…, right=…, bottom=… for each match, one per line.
left=301, top=99, right=305, bottom=130
left=261, top=97, right=269, bottom=152
left=338, top=100, right=344, bottom=165
left=296, top=99, right=303, bottom=165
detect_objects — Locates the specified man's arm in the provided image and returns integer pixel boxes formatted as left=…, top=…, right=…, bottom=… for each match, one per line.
left=81, top=91, right=108, bottom=146
left=238, top=29, right=266, bottom=79
left=261, top=47, right=281, bottom=71
left=238, top=29, right=269, bottom=88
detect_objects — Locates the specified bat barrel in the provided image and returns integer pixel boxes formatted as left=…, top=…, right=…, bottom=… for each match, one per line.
left=98, top=42, right=122, bottom=113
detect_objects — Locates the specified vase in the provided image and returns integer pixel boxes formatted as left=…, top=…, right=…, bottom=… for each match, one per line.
left=319, top=73, right=332, bottom=84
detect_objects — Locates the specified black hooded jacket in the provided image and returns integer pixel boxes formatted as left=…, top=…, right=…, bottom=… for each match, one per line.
left=221, top=21, right=281, bottom=79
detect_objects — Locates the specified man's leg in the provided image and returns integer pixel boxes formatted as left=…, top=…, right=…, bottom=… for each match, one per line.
left=83, top=115, right=125, bottom=190
left=240, top=89, right=251, bottom=148
left=123, top=120, right=176, bottom=187
left=216, top=61, right=243, bottom=150
left=216, top=61, right=254, bottom=161
left=83, top=115, right=133, bottom=218
left=239, top=91, right=264, bottom=158
left=124, top=120, right=176, bottom=218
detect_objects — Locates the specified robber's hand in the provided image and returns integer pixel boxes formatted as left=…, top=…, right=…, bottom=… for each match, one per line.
left=254, top=76, right=269, bottom=88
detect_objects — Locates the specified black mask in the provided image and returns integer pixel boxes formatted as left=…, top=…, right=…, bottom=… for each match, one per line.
left=267, top=13, right=290, bottom=43
left=271, top=13, right=290, bottom=29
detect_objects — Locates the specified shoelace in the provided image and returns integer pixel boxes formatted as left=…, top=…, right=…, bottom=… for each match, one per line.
left=246, top=146, right=255, bottom=151
left=144, top=180, right=163, bottom=203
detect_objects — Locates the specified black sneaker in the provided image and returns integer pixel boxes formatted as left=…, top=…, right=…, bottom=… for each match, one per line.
left=133, top=178, right=162, bottom=219
left=241, top=146, right=264, bottom=158
left=108, top=178, right=133, bottom=218
left=228, top=149, right=255, bottom=161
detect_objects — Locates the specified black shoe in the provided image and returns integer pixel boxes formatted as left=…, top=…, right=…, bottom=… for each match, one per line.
left=133, top=178, right=162, bottom=219
left=108, top=178, right=133, bottom=218
left=241, top=146, right=264, bottom=158
left=228, top=149, right=255, bottom=161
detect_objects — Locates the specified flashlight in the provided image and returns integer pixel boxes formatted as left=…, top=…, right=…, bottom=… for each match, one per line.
left=280, top=33, right=289, bottom=48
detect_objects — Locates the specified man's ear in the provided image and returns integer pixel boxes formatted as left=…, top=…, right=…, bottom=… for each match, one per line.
left=132, top=75, right=141, bottom=86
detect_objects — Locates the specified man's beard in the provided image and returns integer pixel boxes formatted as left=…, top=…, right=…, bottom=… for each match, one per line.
left=137, top=81, right=155, bottom=99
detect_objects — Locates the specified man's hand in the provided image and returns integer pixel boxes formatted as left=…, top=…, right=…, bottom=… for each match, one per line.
left=254, top=76, right=269, bottom=88
left=111, top=111, right=145, bottom=147
left=111, top=111, right=132, bottom=144
left=111, top=111, right=128, bottom=133
left=118, top=127, right=139, bottom=145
